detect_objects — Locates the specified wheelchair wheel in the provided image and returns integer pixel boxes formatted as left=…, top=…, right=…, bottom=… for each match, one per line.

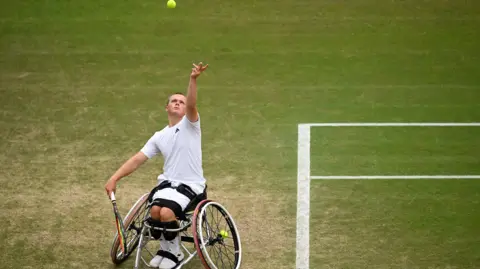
left=110, top=193, right=149, bottom=264
left=192, top=199, right=242, bottom=269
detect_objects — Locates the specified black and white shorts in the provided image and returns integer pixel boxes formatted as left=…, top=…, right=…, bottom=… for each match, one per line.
left=149, top=180, right=206, bottom=215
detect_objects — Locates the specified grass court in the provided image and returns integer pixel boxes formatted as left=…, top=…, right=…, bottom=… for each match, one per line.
left=1, top=0, right=479, bottom=268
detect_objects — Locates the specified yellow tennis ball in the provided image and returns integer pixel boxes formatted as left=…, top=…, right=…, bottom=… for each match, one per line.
left=219, top=230, right=228, bottom=238
left=167, top=0, right=176, bottom=8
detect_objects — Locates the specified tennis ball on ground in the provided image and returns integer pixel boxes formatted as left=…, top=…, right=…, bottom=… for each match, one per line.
left=167, top=0, right=176, bottom=8
left=219, top=230, right=228, bottom=238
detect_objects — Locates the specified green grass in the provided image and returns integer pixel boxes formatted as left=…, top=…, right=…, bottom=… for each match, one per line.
left=309, top=125, right=480, bottom=268
left=311, top=180, right=480, bottom=269
left=1, top=0, right=479, bottom=268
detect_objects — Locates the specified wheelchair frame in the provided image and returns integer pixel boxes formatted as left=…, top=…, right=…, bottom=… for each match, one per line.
left=109, top=192, right=242, bottom=269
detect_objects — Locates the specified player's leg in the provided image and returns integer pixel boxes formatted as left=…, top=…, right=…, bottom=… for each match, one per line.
left=160, top=207, right=177, bottom=236
left=146, top=185, right=188, bottom=269
left=146, top=207, right=180, bottom=269
left=147, top=181, right=205, bottom=268
left=153, top=189, right=188, bottom=269
left=148, top=205, right=165, bottom=267
left=155, top=182, right=205, bottom=269
left=150, top=206, right=162, bottom=219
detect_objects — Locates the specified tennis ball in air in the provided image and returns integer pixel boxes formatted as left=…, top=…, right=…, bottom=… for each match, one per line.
left=219, top=230, right=228, bottom=238
left=167, top=0, right=176, bottom=8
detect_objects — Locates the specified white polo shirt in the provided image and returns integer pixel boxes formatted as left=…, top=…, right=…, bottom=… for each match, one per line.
left=140, top=114, right=206, bottom=185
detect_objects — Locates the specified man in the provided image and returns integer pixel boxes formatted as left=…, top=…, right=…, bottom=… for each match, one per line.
left=105, top=62, right=209, bottom=269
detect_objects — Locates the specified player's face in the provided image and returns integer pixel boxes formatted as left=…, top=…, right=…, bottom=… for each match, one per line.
left=166, top=94, right=187, bottom=116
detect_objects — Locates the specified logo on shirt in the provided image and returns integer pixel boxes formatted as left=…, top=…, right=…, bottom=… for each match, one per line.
left=175, top=128, right=180, bottom=133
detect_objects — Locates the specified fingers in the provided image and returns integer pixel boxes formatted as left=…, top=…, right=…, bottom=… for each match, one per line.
left=192, top=62, right=208, bottom=71
left=107, top=189, right=116, bottom=199
left=105, top=180, right=116, bottom=198
left=191, top=62, right=208, bottom=78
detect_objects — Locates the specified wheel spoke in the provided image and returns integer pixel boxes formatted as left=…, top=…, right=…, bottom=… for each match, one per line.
left=195, top=201, right=241, bottom=269
left=220, top=243, right=235, bottom=269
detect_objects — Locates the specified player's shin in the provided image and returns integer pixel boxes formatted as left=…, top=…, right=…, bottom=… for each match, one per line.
left=149, top=218, right=164, bottom=239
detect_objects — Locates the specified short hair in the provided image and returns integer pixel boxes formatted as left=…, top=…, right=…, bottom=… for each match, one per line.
left=166, top=92, right=185, bottom=105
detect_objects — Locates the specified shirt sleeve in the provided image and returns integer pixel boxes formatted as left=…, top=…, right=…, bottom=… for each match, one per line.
left=140, top=132, right=161, bottom=158
left=184, top=114, right=201, bottom=133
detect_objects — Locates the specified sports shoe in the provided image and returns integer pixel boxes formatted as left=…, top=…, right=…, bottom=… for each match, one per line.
left=158, top=235, right=184, bottom=269
left=149, top=251, right=164, bottom=267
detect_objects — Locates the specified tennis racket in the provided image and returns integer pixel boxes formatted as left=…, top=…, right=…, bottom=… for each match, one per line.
left=110, top=192, right=127, bottom=254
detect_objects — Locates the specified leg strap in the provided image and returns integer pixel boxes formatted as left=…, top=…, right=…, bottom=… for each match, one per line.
left=147, top=180, right=172, bottom=203
left=148, top=218, right=164, bottom=239
left=147, top=219, right=179, bottom=240
left=175, top=184, right=196, bottom=200
left=156, top=250, right=180, bottom=263
left=148, top=181, right=197, bottom=203
left=163, top=220, right=179, bottom=241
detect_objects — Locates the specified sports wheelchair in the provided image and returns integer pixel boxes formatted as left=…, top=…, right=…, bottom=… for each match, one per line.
left=109, top=187, right=242, bottom=269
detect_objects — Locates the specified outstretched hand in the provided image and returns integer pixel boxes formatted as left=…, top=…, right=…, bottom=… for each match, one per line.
left=190, top=62, right=208, bottom=79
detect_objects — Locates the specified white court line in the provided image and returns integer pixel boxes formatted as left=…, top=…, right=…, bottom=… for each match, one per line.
left=311, top=175, right=480, bottom=180
left=296, top=125, right=310, bottom=269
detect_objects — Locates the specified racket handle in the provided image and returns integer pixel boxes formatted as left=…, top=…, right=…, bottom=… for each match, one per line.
left=110, top=192, right=116, bottom=201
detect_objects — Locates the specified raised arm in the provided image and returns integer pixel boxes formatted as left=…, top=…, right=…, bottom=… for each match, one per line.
left=186, top=62, right=208, bottom=122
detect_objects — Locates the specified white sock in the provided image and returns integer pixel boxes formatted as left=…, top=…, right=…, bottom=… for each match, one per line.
left=149, top=236, right=167, bottom=267
left=160, top=234, right=170, bottom=252
left=159, top=235, right=184, bottom=269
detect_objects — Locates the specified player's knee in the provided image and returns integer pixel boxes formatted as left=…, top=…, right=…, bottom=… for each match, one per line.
left=159, top=207, right=176, bottom=221
left=150, top=205, right=162, bottom=220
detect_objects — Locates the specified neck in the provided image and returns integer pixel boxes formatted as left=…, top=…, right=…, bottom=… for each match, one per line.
left=168, top=115, right=182, bottom=127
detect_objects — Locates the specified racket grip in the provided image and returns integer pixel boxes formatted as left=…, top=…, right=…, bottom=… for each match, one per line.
left=110, top=192, right=116, bottom=201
